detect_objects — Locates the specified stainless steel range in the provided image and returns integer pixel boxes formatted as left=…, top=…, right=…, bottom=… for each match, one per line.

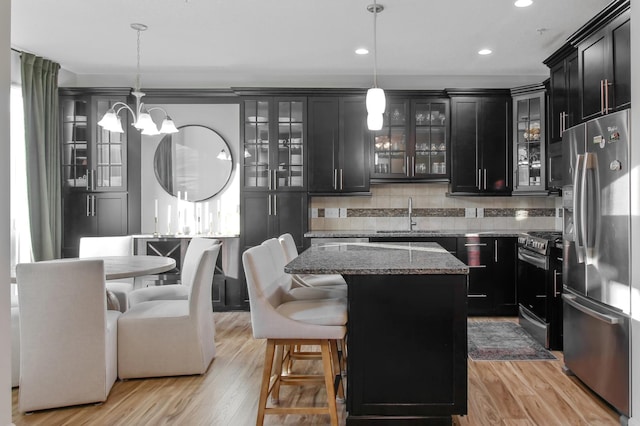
left=517, top=231, right=563, bottom=349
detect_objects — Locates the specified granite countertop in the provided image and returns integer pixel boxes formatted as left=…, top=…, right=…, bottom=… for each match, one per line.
left=132, top=233, right=239, bottom=239
left=285, top=242, right=469, bottom=275
left=304, top=229, right=549, bottom=238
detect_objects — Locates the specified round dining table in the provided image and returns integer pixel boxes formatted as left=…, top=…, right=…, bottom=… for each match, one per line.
left=11, top=255, right=176, bottom=283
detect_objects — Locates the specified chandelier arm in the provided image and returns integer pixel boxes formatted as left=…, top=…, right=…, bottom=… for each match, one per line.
left=112, top=102, right=136, bottom=117
left=146, top=106, right=171, bottom=118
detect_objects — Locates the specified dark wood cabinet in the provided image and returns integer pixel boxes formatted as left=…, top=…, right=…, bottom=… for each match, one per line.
left=511, top=85, right=547, bottom=194
left=307, top=96, right=369, bottom=194
left=449, top=93, right=512, bottom=195
left=571, top=3, right=630, bottom=121
left=60, top=89, right=134, bottom=258
left=545, top=45, right=580, bottom=145
left=242, top=98, right=306, bottom=191
left=371, top=97, right=449, bottom=182
left=457, top=236, right=517, bottom=316
left=62, top=192, right=128, bottom=257
left=241, top=192, right=307, bottom=249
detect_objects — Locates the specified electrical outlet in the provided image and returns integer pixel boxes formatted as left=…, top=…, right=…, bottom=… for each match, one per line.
left=325, top=208, right=339, bottom=218
left=476, top=208, right=484, bottom=218
left=339, top=208, right=347, bottom=218
left=311, top=208, right=318, bottom=218
left=465, top=207, right=476, bottom=218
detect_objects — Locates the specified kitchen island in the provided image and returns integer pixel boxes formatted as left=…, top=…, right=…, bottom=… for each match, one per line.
left=285, top=242, right=469, bottom=425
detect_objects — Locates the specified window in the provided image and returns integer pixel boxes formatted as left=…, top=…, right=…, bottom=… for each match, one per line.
left=10, top=84, right=32, bottom=270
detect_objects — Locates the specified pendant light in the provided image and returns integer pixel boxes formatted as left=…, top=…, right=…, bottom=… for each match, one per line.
left=366, top=1, right=385, bottom=131
left=98, top=23, right=178, bottom=135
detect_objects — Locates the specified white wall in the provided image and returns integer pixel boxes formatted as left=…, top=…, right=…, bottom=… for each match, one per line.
left=1, top=1, right=13, bottom=424
left=140, top=104, right=240, bottom=236
left=629, top=1, right=639, bottom=425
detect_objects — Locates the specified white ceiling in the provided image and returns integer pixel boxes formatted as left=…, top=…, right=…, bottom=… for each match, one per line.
left=11, top=0, right=612, bottom=90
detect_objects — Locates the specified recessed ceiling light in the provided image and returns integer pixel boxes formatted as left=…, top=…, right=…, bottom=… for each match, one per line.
left=478, top=49, right=492, bottom=55
left=514, top=0, right=533, bottom=7
left=355, top=48, right=369, bottom=55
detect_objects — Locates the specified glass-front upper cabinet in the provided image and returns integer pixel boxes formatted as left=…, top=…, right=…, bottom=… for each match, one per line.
left=372, top=98, right=449, bottom=181
left=61, top=98, right=88, bottom=188
left=413, top=100, right=448, bottom=177
left=512, top=88, right=546, bottom=193
left=93, top=97, right=127, bottom=191
left=61, top=95, right=128, bottom=192
left=243, top=98, right=305, bottom=191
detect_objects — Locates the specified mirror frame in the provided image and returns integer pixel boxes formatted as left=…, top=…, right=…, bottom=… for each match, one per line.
left=153, top=124, right=234, bottom=201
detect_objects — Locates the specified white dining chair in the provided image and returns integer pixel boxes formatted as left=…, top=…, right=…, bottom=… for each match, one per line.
left=11, top=305, right=20, bottom=388
left=263, top=238, right=347, bottom=300
left=243, top=243, right=346, bottom=426
left=79, top=235, right=134, bottom=312
left=117, top=243, right=220, bottom=379
left=16, top=259, right=120, bottom=413
left=127, top=237, right=219, bottom=307
left=278, top=233, right=348, bottom=288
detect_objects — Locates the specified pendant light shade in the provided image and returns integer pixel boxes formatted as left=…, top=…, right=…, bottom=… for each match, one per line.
left=367, top=113, right=383, bottom=131
left=366, top=88, right=386, bottom=115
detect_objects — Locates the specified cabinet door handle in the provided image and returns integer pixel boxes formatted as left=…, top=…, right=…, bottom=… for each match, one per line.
left=267, top=169, right=272, bottom=190
left=412, top=157, right=415, bottom=177
left=273, top=169, right=278, bottom=190
left=477, top=169, right=482, bottom=190
left=468, top=265, right=487, bottom=269
left=483, top=169, right=487, bottom=190
left=273, top=194, right=277, bottom=216
left=465, top=243, right=487, bottom=247
left=339, top=169, right=343, bottom=190
left=604, top=79, right=611, bottom=113
left=406, top=157, right=410, bottom=177
left=92, top=195, right=96, bottom=216
left=333, top=169, right=338, bottom=190
left=494, top=240, right=498, bottom=262
left=268, top=194, right=272, bottom=215
left=600, top=79, right=605, bottom=114
left=86, top=195, right=91, bottom=217
left=553, top=269, right=562, bottom=296
left=468, top=294, right=488, bottom=298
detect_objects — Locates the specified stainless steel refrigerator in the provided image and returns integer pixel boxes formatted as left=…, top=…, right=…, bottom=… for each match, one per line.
left=561, top=109, right=630, bottom=419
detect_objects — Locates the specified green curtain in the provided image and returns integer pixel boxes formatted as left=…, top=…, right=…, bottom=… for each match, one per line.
left=21, top=52, right=61, bottom=261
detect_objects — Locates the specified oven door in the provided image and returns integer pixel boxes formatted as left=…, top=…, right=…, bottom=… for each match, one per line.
left=517, top=247, right=549, bottom=323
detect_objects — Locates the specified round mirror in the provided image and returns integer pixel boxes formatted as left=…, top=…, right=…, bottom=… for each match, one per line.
left=154, top=125, right=234, bottom=201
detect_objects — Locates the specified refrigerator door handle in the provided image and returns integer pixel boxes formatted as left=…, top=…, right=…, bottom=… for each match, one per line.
left=562, top=294, right=620, bottom=324
left=583, top=152, right=598, bottom=249
left=574, top=154, right=586, bottom=258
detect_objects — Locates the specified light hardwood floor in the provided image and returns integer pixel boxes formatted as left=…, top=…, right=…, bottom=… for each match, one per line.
left=11, top=313, right=620, bottom=425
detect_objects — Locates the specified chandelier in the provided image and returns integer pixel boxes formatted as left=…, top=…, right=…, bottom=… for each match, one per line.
left=366, top=1, right=385, bottom=131
left=97, top=23, right=178, bottom=135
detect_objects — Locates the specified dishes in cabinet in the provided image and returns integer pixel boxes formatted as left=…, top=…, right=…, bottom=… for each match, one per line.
left=247, top=116, right=268, bottom=123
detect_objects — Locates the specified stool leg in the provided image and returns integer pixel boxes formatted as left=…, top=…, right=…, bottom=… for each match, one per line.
left=320, top=341, right=339, bottom=426
left=271, top=344, right=284, bottom=404
left=257, top=340, right=276, bottom=426
left=330, top=339, right=345, bottom=402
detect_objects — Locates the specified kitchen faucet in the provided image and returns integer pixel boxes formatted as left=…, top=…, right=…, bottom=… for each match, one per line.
left=408, top=197, right=417, bottom=231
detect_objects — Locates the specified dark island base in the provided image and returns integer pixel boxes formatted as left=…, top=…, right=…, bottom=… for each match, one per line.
left=347, top=415, right=454, bottom=425
left=345, top=274, right=468, bottom=425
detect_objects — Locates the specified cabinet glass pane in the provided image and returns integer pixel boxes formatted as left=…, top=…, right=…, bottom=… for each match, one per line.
left=412, top=101, right=447, bottom=176
left=244, top=100, right=270, bottom=188
left=62, top=99, right=89, bottom=188
left=515, top=95, right=543, bottom=189
left=386, top=103, right=406, bottom=126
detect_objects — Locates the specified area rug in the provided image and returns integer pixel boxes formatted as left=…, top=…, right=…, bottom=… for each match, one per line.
left=467, top=322, right=557, bottom=361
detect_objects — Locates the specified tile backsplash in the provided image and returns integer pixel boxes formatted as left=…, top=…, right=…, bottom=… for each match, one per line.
left=309, top=183, right=562, bottom=231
